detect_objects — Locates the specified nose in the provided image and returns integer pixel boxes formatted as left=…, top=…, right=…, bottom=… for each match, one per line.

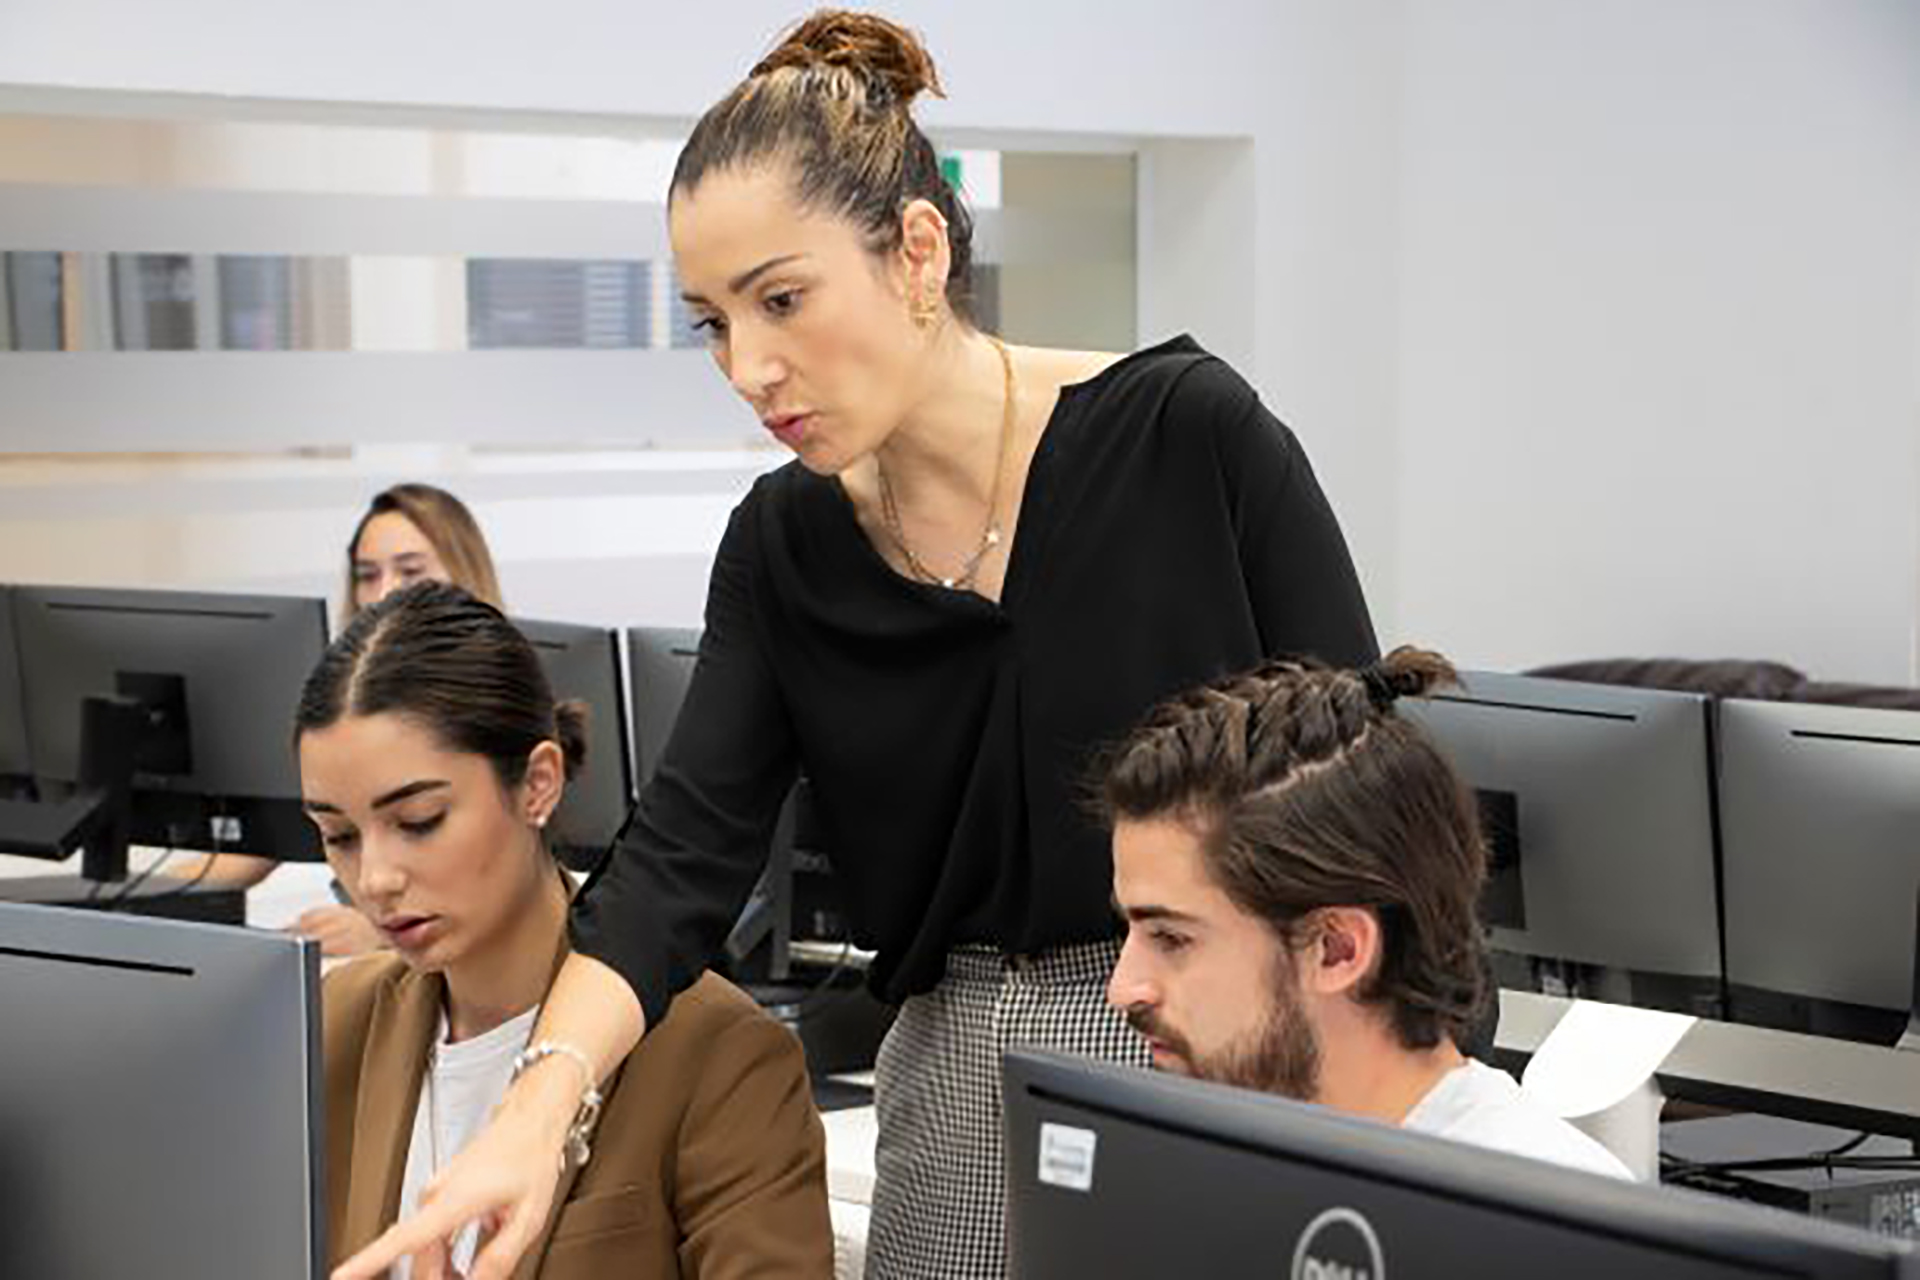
left=353, top=831, right=407, bottom=903
left=1106, top=932, right=1157, bottom=1013
left=724, top=322, right=786, bottom=406
left=357, top=568, right=391, bottom=609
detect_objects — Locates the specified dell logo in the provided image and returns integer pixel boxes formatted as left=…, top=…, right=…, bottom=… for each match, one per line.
left=1301, top=1263, right=1368, bottom=1280
left=1291, top=1207, right=1385, bottom=1280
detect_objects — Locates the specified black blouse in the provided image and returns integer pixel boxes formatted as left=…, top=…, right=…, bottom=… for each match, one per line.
left=572, top=336, right=1378, bottom=1027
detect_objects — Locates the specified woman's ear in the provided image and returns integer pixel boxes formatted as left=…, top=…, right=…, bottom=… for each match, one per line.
left=898, top=197, right=953, bottom=320
left=521, top=740, right=566, bottom=831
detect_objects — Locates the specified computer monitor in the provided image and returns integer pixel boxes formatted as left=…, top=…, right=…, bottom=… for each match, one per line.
left=0, top=901, right=324, bottom=1278
left=516, top=617, right=635, bottom=874
left=1004, top=1048, right=1918, bottom=1279
left=1718, top=699, right=1920, bottom=1046
left=0, top=584, right=30, bottom=786
left=1400, top=671, right=1722, bottom=1014
left=11, top=585, right=329, bottom=864
left=626, top=625, right=702, bottom=787
left=626, top=625, right=800, bottom=981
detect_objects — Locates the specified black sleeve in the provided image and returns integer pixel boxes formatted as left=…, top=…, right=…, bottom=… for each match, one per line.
left=569, top=490, right=799, bottom=1030
left=1187, top=360, right=1380, bottom=669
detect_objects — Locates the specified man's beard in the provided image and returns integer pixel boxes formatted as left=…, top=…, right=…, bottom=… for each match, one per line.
left=1125, top=965, right=1321, bottom=1100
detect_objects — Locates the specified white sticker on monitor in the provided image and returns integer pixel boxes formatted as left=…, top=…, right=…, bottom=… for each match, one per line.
left=1038, top=1122, right=1098, bottom=1193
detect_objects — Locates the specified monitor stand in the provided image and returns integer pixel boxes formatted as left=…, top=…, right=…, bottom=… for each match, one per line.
left=0, top=695, right=143, bottom=882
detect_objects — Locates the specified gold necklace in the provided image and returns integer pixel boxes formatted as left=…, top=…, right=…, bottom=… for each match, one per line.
left=877, top=335, right=1016, bottom=592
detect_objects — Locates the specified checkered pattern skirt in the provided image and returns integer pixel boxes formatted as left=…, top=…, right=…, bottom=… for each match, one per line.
left=864, top=938, right=1149, bottom=1280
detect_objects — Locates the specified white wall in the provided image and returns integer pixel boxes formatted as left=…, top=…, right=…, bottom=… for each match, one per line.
left=0, top=0, right=1398, bottom=640
left=1395, top=0, right=1920, bottom=681
left=0, top=1, right=1273, bottom=139
left=3, top=2, right=1915, bottom=682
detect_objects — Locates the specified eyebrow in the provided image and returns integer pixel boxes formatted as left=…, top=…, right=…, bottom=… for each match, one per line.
left=303, top=779, right=451, bottom=815
left=352, top=551, right=428, bottom=569
left=681, top=253, right=808, bottom=306
left=1112, top=898, right=1202, bottom=926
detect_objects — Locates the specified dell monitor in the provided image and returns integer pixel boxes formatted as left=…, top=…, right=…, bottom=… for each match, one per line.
left=0, top=901, right=324, bottom=1278
left=1004, top=1048, right=1918, bottom=1279
left=11, top=585, right=329, bottom=866
left=516, top=617, right=635, bottom=873
left=1718, top=699, right=1920, bottom=1046
left=1401, top=671, right=1722, bottom=1014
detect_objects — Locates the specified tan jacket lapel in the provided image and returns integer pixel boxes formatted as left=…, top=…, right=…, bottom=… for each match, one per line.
left=507, top=917, right=608, bottom=1280
left=340, top=969, right=443, bottom=1255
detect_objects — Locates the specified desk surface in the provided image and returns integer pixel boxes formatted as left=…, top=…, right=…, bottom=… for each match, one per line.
left=1495, top=989, right=1920, bottom=1140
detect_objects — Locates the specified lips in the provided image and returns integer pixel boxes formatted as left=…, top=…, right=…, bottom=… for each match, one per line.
left=763, top=413, right=813, bottom=448
left=379, top=914, right=441, bottom=951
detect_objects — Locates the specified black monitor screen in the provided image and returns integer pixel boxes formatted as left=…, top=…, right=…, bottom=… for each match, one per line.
left=1719, top=699, right=1920, bottom=1045
left=626, top=626, right=810, bottom=980
left=626, top=625, right=701, bottom=787
left=1402, top=671, right=1721, bottom=1012
left=1004, top=1049, right=1914, bottom=1280
left=12, top=585, right=329, bottom=860
left=516, top=616, right=634, bottom=873
left=0, top=585, right=29, bottom=781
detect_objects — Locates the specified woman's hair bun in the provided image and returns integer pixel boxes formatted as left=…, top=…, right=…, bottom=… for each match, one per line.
left=752, top=9, right=943, bottom=107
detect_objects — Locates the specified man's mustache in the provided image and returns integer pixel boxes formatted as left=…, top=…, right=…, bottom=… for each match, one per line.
left=1123, top=1005, right=1189, bottom=1058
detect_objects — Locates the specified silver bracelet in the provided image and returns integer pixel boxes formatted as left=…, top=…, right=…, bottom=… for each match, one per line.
left=511, top=1040, right=605, bottom=1173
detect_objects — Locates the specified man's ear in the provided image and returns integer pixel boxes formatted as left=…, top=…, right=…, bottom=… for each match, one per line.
left=1296, top=906, right=1382, bottom=999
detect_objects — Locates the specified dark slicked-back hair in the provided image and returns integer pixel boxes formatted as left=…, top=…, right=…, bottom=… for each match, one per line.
left=296, top=582, right=587, bottom=801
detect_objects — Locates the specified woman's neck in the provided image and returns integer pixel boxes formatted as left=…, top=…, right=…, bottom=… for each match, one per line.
left=441, top=864, right=569, bottom=1044
left=873, top=327, right=1014, bottom=508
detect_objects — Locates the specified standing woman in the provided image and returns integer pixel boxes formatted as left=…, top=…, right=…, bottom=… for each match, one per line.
left=335, top=11, right=1376, bottom=1280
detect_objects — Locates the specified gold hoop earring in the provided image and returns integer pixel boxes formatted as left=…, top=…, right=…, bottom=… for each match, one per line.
left=911, top=289, right=939, bottom=330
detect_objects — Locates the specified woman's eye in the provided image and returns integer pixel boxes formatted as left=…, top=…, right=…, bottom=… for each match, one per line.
left=690, top=314, right=726, bottom=338
left=764, top=289, right=801, bottom=318
left=398, top=813, right=446, bottom=839
left=322, top=830, right=359, bottom=851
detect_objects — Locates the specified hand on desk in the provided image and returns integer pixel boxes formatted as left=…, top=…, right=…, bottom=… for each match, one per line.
left=292, top=904, right=387, bottom=958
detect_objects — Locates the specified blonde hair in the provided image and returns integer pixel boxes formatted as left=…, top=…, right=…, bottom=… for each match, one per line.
left=343, top=484, right=503, bottom=621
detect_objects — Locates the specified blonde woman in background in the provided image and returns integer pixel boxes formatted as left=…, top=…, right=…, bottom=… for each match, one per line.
left=343, top=484, right=505, bottom=621
left=164, top=483, right=506, bottom=958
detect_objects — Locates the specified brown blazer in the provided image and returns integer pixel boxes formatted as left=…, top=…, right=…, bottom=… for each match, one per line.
left=323, top=955, right=835, bottom=1279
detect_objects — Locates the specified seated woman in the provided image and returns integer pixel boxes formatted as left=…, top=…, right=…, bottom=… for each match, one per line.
left=298, top=582, right=834, bottom=1277
left=174, top=482, right=507, bottom=958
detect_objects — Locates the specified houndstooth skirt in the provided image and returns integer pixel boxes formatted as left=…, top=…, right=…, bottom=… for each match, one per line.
left=864, top=938, right=1149, bottom=1280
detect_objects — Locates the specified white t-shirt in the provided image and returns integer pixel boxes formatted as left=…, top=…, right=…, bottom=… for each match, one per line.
left=395, top=1007, right=541, bottom=1279
left=1403, top=1059, right=1634, bottom=1180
